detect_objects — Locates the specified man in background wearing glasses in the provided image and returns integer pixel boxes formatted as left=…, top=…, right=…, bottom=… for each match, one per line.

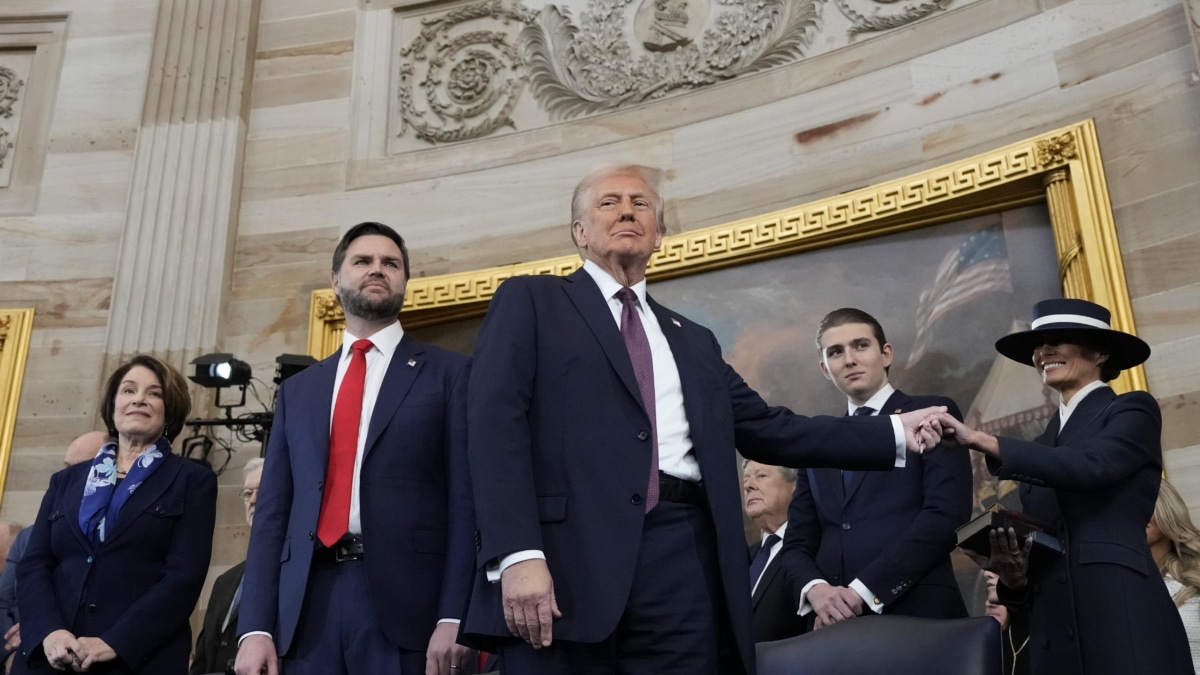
left=191, top=458, right=263, bottom=675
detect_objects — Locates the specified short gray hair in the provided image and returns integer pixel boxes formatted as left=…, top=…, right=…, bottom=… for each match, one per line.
left=569, top=164, right=668, bottom=247
left=741, top=459, right=798, bottom=483
left=243, top=457, right=265, bottom=481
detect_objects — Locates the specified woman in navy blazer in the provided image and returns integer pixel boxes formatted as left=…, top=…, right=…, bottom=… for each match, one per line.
left=938, top=299, right=1192, bottom=675
left=16, top=355, right=217, bottom=674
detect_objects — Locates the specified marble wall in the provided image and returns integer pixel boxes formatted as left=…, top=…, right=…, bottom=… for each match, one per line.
left=2, top=0, right=1200, bottom=636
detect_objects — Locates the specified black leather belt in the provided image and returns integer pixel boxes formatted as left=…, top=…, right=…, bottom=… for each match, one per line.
left=658, top=472, right=705, bottom=506
left=314, top=535, right=364, bottom=563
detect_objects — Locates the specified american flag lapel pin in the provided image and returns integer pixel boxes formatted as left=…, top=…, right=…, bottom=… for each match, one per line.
left=407, top=359, right=417, bottom=367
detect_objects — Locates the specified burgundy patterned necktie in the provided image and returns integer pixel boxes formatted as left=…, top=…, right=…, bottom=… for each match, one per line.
left=617, top=287, right=659, bottom=512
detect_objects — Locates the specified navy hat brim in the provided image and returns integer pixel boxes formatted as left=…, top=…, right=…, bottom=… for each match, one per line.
left=994, top=325, right=1150, bottom=371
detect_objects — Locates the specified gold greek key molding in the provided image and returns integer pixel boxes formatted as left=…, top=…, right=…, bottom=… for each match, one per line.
left=310, top=120, right=1143, bottom=392
left=0, top=308, right=34, bottom=510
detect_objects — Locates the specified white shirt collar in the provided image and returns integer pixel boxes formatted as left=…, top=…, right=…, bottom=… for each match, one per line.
left=848, top=383, right=895, bottom=416
left=763, top=521, right=787, bottom=545
left=1059, top=380, right=1109, bottom=430
left=582, top=259, right=648, bottom=306
left=341, top=320, right=404, bottom=360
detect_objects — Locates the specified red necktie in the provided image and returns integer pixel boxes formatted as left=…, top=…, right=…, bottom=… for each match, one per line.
left=317, top=338, right=373, bottom=547
left=617, top=288, right=659, bottom=512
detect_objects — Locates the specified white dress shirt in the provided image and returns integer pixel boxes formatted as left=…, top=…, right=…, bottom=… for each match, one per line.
left=333, top=321, right=404, bottom=536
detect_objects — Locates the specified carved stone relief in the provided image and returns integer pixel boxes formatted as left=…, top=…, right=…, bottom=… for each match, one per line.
left=0, top=58, right=30, bottom=186
left=391, top=0, right=970, bottom=150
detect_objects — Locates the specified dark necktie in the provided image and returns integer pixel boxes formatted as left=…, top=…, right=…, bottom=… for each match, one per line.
left=843, top=406, right=875, bottom=491
left=749, top=533, right=782, bottom=589
left=617, top=288, right=659, bottom=512
left=317, top=338, right=373, bottom=547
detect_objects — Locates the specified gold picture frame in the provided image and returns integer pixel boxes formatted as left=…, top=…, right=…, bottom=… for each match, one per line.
left=308, top=119, right=1144, bottom=394
left=0, top=308, right=34, bottom=509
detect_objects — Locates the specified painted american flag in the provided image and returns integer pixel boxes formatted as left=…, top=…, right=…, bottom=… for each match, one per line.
left=906, top=224, right=1013, bottom=368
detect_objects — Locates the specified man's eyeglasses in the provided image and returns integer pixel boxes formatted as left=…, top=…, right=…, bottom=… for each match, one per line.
left=240, top=488, right=259, bottom=503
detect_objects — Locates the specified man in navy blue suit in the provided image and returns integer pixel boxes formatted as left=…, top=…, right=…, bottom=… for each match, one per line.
left=781, top=308, right=971, bottom=629
left=235, top=222, right=475, bottom=675
left=461, top=165, right=949, bottom=674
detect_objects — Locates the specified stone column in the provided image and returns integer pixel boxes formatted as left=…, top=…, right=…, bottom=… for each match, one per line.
left=1186, top=0, right=1200, bottom=73
left=104, top=0, right=260, bottom=372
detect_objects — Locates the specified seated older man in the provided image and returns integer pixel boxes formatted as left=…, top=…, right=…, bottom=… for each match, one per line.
left=743, top=460, right=807, bottom=643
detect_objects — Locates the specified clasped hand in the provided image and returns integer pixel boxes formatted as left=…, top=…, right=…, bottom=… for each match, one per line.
left=42, top=630, right=115, bottom=672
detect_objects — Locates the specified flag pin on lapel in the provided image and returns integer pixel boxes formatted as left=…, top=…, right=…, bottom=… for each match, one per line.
left=671, top=318, right=681, bottom=327
left=407, top=359, right=417, bottom=367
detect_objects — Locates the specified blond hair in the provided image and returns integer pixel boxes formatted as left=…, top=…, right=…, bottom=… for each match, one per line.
left=1155, top=480, right=1200, bottom=606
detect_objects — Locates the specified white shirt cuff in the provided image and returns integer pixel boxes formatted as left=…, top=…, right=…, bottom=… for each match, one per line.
left=796, top=579, right=827, bottom=616
left=486, top=550, right=545, bottom=582
left=889, top=416, right=907, bottom=467
left=237, top=631, right=272, bottom=647
left=850, top=578, right=883, bottom=614
left=437, top=618, right=461, bottom=624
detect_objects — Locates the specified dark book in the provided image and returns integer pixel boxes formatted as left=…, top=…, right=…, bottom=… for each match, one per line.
left=956, top=504, right=1064, bottom=558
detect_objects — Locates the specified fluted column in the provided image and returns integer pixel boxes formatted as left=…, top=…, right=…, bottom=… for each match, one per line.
left=104, top=0, right=260, bottom=372
left=1186, top=0, right=1200, bottom=74
left=1042, top=168, right=1090, bottom=300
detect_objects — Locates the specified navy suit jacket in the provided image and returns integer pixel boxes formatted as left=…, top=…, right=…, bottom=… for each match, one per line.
left=750, top=537, right=808, bottom=643
left=991, top=387, right=1193, bottom=675
left=781, top=391, right=971, bottom=618
left=239, top=334, right=474, bottom=656
left=461, top=269, right=900, bottom=672
left=16, top=452, right=217, bottom=673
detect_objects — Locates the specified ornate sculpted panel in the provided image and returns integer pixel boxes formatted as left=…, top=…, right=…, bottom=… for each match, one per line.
left=0, top=55, right=32, bottom=188
left=387, top=0, right=979, bottom=152
left=0, top=15, right=68, bottom=215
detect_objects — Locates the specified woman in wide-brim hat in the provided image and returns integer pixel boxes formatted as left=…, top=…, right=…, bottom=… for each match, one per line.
left=937, top=298, right=1193, bottom=675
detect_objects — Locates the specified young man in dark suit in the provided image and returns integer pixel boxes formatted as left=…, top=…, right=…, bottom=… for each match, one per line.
left=461, top=166, right=949, bottom=675
left=235, top=223, right=475, bottom=675
left=781, top=308, right=972, bottom=628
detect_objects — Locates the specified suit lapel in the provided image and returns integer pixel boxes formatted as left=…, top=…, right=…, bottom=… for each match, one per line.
left=60, top=467, right=93, bottom=551
left=843, top=390, right=909, bottom=502
left=563, top=269, right=645, bottom=410
left=753, top=554, right=784, bottom=608
left=303, top=353, right=340, bottom=473
left=1056, top=387, right=1115, bottom=448
left=102, top=453, right=183, bottom=546
left=647, top=295, right=706, bottom=441
left=810, top=468, right=844, bottom=520
left=362, top=334, right=424, bottom=459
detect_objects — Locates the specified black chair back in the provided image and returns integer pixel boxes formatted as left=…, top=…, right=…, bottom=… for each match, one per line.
left=756, top=615, right=1002, bottom=675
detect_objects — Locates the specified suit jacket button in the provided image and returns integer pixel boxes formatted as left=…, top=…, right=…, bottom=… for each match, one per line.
left=637, top=431, right=649, bottom=441
left=841, top=522, right=851, bottom=530
left=308, top=531, right=315, bottom=540
left=318, top=481, right=324, bottom=490
left=87, top=603, right=97, bottom=612
left=631, top=494, right=643, bottom=505
left=220, top=640, right=228, bottom=647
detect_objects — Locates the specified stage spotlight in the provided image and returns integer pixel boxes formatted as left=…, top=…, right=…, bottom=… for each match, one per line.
left=189, top=353, right=252, bottom=388
left=275, top=354, right=317, bottom=384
